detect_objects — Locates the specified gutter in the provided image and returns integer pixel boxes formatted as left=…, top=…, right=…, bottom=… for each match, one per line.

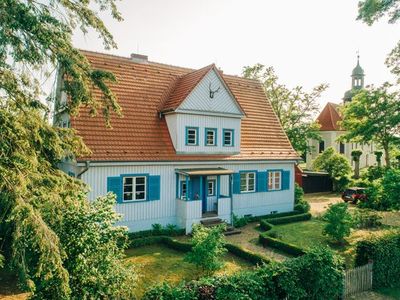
left=77, top=161, right=90, bottom=179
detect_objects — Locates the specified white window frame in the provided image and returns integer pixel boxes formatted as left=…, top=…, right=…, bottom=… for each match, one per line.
left=186, top=127, right=198, bottom=146
left=123, top=176, right=147, bottom=202
left=268, top=171, right=281, bottom=191
left=207, top=180, right=216, bottom=196
left=181, top=181, right=187, bottom=199
left=205, top=129, right=216, bottom=146
left=240, top=172, right=256, bottom=193
left=223, top=129, right=233, bottom=147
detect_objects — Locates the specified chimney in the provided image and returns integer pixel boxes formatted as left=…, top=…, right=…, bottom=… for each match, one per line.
left=130, top=53, right=148, bottom=64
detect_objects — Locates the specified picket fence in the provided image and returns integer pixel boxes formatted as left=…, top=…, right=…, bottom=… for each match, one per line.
left=343, top=262, right=373, bottom=298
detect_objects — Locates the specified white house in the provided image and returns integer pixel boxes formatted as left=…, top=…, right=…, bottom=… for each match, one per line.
left=55, top=50, right=299, bottom=233
left=306, top=57, right=377, bottom=170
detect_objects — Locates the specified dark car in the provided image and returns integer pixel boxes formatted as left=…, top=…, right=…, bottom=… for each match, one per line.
left=341, top=187, right=367, bottom=204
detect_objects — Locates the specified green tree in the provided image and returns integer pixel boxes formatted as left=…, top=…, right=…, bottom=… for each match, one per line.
left=351, top=149, right=363, bottom=179
left=341, top=83, right=400, bottom=167
left=185, top=224, right=227, bottom=275
left=0, top=0, right=137, bottom=298
left=242, top=64, right=327, bottom=157
left=323, top=203, right=353, bottom=244
left=375, top=150, right=383, bottom=168
left=358, top=0, right=400, bottom=78
left=312, top=147, right=352, bottom=191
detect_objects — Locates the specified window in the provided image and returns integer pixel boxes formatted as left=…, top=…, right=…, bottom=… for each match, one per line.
left=268, top=171, right=281, bottom=191
left=181, top=181, right=187, bottom=199
left=205, top=128, right=217, bottom=146
left=207, top=180, right=216, bottom=196
left=319, top=140, right=325, bottom=153
left=340, top=142, right=345, bottom=154
left=185, top=127, right=198, bottom=146
left=123, top=176, right=146, bottom=201
left=223, top=129, right=234, bottom=146
left=240, top=172, right=256, bottom=193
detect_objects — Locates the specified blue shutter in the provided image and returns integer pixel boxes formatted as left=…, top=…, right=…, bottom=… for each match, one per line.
left=266, top=171, right=269, bottom=192
left=282, top=170, right=290, bottom=190
left=107, top=176, right=122, bottom=203
left=148, top=175, right=161, bottom=201
left=257, top=171, right=267, bottom=192
left=232, top=173, right=241, bottom=194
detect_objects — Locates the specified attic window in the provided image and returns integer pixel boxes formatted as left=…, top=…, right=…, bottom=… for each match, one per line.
left=205, top=128, right=217, bottom=146
left=185, top=127, right=198, bottom=146
left=223, top=129, right=234, bottom=147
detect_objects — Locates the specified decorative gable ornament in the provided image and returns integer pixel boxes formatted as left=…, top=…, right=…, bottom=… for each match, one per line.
left=209, top=82, right=220, bottom=99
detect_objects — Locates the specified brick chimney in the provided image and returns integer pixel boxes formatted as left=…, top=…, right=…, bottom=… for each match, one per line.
left=130, top=53, right=148, bottom=64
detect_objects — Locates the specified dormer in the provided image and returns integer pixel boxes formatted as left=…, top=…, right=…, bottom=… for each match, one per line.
left=162, top=65, right=245, bottom=155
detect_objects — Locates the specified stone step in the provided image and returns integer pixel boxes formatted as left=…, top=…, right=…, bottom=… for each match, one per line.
left=224, top=229, right=242, bottom=236
left=200, top=218, right=223, bottom=226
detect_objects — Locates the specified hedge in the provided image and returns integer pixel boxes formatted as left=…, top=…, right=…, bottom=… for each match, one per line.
left=257, top=212, right=311, bottom=256
left=225, top=243, right=270, bottom=265
left=259, top=234, right=306, bottom=256
left=142, top=247, right=344, bottom=300
left=355, top=232, right=400, bottom=288
left=127, top=227, right=185, bottom=240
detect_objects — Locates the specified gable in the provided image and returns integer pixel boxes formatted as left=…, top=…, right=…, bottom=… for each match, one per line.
left=177, top=68, right=244, bottom=116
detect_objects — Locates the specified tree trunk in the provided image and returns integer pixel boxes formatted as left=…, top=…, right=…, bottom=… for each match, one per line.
left=384, top=144, right=391, bottom=168
left=354, top=160, right=360, bottom=179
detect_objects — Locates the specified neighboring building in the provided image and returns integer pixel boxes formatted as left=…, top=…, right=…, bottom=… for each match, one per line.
left=306, top=56, right=377, bottom=170
left=54, top=50, right=299, bottom=233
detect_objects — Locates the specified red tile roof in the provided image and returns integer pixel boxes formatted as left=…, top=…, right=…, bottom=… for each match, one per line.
left=70, top=50, right=299, bottom=162
left=316, top=102, right=343, bottom=131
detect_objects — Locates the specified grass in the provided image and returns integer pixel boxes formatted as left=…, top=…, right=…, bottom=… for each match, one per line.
left=125, top=244, right=253, bottom=298
left=269, top=218, right=392, bottom=267
left=377, top=287, right=400, bottom=298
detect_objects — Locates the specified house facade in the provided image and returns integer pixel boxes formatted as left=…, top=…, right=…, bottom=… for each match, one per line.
left=306, top=57, right=377, bottom=170
left=55, top=51, right=299, bottom=233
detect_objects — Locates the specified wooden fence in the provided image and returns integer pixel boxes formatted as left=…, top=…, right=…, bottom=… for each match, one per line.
left=343, top=262, right=373, bottom=298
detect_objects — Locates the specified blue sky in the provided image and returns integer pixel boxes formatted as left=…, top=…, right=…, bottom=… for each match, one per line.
left=73, top=0, right=400, bottom=109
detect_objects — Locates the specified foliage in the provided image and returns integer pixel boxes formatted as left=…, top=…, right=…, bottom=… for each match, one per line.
left=355, top=231, right=400, bottom=288
left=352, top=209, right=382, bottom=229
left=185, top=224, right=227, bottom=274
left=361, top=166, right=385, bottom=182
left=259, top=233, right=306, bottom=256
left=265, top=213, right=312, bottom=225
left=224, top=244, right=270, bottom=265
left=0, top=0, right=138, bottom=298
left=322, top=203, right=353, bottom=243
left=340, top=83, right=400, bottom=167
left=351, top=150, right=363, bottom=161
left=128, top=225, right=185, bottom=240
left=242, top=64, right=327, bottom=156
left=375, top=150, right=383, bottom=166
left=143, top=247, right=344, bottom=300
left=358, top=0, right=400, bottom=79
left=232, top=214, right=251, bottom=228
left=294, top=183, right=310, bottom=213
left=312, top=147, right=352, bottom=191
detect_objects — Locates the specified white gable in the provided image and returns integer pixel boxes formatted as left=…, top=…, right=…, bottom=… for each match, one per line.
left=177, top=68, right=244, bottom=116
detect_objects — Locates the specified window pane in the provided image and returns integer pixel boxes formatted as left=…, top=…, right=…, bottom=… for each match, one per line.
left=136, top=184, right=145, bottom=192
left=124, top=193, right=133, bottom=201
left=124, top=177, right=133, bottom=185
left=124, top=185, right=133, bottom=193
left=136, top=192, right=145, bottom=200
left=136, top=177, right=145, bottom=184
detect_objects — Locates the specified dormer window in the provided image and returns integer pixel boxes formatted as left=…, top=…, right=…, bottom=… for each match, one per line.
left=185, top=127, right=199, bottom=146
left=205, top=128, right=217, bottom=146
left=223, top=129, right=234, bottom=147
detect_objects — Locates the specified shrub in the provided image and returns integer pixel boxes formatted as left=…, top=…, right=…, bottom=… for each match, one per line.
left=322, top=203, right=353, bottom=244
left=161, top=237, right=192, bottom=252
left=262, top=211, right=303, bottom=219
left=312, top=147, right=352, bottom=191
left=267, top=213, right=312, bottom=225
left=232, top=214, right=250, bottom=228
left=294, top=183, right=310, bottom=213
left=352, top=209, right=382, bottom=229
left=361, top=166, right=385, bottom=182
left=224, top=244, right=270, bottom=265
left=151, top=223, right=163, bottom=234
left=143, top=247, right=344, bottom=300
left=355, top=232, right=400, bottom=288
left=185, top=224, right=227, bottom=274
left=127, top=225, right=185, bottom=240
left=259, top=234, right=305, bottom=256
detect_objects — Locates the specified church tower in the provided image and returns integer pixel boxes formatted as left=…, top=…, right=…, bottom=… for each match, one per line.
left=343, top=55, right=365, bottom=103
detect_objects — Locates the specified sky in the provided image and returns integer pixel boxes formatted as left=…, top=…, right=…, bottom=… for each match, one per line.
left=73, top=0, right=400, bottom=110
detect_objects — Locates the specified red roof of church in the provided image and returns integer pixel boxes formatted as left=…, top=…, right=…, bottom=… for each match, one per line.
left=316, top=102, right=343, bottom=131
left=70, top=50, right=299, bottom=162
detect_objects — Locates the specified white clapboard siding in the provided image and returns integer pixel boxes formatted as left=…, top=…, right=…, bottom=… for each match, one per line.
left=81, top=161, right=295, bottom=232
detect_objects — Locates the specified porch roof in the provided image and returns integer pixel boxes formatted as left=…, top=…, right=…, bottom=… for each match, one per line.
left=175, top=167, right=234, bottom=176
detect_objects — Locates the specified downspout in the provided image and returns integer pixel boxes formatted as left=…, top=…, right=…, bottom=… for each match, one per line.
left=230, top=174, right=234, bottom=225
left=77, top=161, right=90, bottom=179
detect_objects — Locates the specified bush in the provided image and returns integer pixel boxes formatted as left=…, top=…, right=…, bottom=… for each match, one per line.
left=352, top=210, right=382, bottom=229
left=355, top=232, right=400, bottom=288
left=161, top=237, right=192, bottom=252
left=361, top=166, right=385, bottom=182
left=185, top=224, right=227, bottom=274
left=143, top=247, right=344, bottom=300
left=127, top=225, right=185, bottom=240
left=232, top=214, right=251, bottom=228
left=322, top=203, right=353, bottom=244
left=294, top=183, right=310, bottom=213
left=312, top=147, right=352, bottom=192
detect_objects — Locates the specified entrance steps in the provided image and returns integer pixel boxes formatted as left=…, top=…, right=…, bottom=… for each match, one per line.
left=200, top=218, right=241, bottom=236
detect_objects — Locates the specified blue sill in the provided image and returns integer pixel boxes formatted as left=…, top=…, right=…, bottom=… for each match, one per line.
left=119, top=199, right=160, bottom=204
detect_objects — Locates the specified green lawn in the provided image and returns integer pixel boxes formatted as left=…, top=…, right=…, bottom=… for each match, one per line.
left=269, top=219, right=392, bottom=267
left=125, top=244, right=253, bottom=298
left=377, top=287, right=400, bottom=298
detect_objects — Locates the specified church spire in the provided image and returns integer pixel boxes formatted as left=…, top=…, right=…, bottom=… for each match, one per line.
left=343, top=54, right=365, bottom=103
